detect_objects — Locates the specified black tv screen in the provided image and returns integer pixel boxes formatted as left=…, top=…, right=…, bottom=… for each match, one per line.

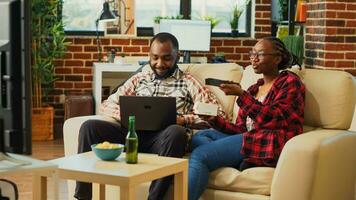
left=0, top=0, right=32, bottom=155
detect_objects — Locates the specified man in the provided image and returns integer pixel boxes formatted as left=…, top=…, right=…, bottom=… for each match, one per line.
left=74, top=32, right=224, bottom=200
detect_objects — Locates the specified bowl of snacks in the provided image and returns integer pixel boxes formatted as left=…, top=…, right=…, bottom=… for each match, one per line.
left=91, top=141, right=124, bottom=161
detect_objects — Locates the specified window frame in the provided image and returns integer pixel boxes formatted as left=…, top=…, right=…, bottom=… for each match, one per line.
left=65, top=30, right=104, bottom=36
left=63, top=0, right=252, bottom=37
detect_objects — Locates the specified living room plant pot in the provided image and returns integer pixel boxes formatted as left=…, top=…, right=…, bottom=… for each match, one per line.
left=231, top=29, right=239, bottom=37
left=32, top=107, right=54, bottom=141
left=229, top=1, right=250, bottom=37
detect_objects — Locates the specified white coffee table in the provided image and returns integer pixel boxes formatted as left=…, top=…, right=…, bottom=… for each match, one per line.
left=46, top=152, right=188, bottom=200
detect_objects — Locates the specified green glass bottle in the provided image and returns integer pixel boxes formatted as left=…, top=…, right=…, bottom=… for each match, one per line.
left=125, top=116, right=138, bottom=164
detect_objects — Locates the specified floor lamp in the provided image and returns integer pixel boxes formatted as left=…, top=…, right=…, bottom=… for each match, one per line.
left=96, top=2, right=117, bottom=62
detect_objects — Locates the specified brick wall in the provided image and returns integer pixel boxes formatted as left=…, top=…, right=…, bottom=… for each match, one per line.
left=52, top=0, right=356, bottom=136
left=50, top=0, right=272, bottom=136
left=305, top=0, right=356, bottom=75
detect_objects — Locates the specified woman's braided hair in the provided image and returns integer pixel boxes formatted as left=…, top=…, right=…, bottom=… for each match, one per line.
left=262, top=37, right=301, bottom=70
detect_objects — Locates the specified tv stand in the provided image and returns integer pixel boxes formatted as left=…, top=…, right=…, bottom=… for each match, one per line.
left=0, top=153, right=56, bottom=176
left=0, top=152, right=31, bottom=169
left=0, top=153, right=57, bottom=200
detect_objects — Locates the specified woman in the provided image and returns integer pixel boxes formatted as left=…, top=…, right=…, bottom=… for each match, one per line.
left=188, top=37, right=305, bottom=200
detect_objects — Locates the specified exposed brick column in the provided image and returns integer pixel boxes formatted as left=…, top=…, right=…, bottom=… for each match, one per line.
left=255, top=0, right=272, bottom=39
left=305, top=0, right=356, bottom=74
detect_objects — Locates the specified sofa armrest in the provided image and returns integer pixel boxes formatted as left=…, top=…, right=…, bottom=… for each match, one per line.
left=271, top=129, right=356, bottom=200
left=63, top=115, right=120, bottom=200
left=63, top=115, right=117, bottom=157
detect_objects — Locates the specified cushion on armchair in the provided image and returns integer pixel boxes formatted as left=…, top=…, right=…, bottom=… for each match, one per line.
left=303, top=69, right=356, bottom=129
left=207, top=167, right=274, bottom=195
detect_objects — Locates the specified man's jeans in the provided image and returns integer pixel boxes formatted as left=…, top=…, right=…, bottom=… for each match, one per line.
left=188, top=129, right=244, bottom=200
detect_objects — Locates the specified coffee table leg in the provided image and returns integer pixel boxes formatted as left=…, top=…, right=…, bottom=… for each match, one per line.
left=120, top=185, right=135, bottom=200
left=99, top=184, right=105, bottom=200
left=33, top=174, right=47, bottom=200
left=174, top=169, right=188, bottom=200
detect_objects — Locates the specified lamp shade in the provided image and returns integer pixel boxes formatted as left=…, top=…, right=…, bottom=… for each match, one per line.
left=99, top=2, right=116, bottom=22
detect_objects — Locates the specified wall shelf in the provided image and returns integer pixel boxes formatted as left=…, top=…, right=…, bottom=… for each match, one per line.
left=271, top=0, right=299, bottom=36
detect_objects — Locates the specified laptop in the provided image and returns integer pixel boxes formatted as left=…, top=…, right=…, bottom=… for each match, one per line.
left=119, top=96, right=177, bottom=131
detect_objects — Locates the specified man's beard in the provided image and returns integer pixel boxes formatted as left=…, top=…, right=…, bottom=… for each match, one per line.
left=149, top=61, right=178, bottom=80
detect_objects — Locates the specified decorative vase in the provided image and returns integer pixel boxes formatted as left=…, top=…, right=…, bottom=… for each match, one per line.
left=231, top=29, right=239, bottom=37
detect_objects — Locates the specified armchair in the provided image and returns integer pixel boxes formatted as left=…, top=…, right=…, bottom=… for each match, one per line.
left=63, top=63, right=356, bottom=200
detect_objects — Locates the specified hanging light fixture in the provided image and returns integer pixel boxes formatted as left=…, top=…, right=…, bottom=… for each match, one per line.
left=99, top=2, right=116, bottom=22
left=95, top=1, right=117, bottom=62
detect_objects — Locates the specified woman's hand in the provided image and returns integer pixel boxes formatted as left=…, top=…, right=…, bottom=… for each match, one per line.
left=199, top=115, right=218, bottom=127
left=219, top=83, right=244, bottom=96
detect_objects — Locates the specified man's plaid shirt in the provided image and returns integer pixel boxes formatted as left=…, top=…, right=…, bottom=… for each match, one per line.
left=100, top=67, right=224, bottom=127
left=214, top=71, right=305, bottom=167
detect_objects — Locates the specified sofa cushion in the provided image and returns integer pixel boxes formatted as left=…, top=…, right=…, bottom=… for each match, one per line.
left=207, top=167, right=274, bottom=195
left=239, top=65, right=303, bottom=90
left=179, top=63, right=243, bottom=120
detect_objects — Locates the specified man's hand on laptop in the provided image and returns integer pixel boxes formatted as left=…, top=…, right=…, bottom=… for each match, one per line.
left=176, top=116, right=186, bottom=125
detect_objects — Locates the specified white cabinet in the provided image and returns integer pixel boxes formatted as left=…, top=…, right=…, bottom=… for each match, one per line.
left=93, top=63, right=140, bottom=114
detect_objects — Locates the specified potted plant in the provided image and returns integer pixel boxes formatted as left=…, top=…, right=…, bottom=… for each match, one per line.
left=229, top=0, right=250, bottom=37
left=211, top=52, right=227, bottom=63
left=202, top=15, right=221, bottom=30
left=230, top=5, right=241, bottom=37
left=282, top=35, right=304, bottom=65
left=115, top=53, right=126, bottom=64
left=31, top=0, right=70, bottom=140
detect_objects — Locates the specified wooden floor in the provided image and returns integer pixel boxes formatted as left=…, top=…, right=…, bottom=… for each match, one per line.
left=1, top=139, right=68, bottom=200
left=2, top=139, right=356, bottom=200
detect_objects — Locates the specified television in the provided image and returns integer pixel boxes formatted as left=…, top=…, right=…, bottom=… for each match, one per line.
left=159, top=19, right=211, bottom=63
left=0, top=0, right=32, bottom=164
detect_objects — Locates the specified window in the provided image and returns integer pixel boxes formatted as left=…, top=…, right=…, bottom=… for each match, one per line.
left=135, top=0, right=180, bottom=28
left=135, top=0, right=251, bottom=36
left=191, top=0, right=249, bottom=34
left=62, top=0, right=251, bottom=36
left=62, top=0, right=102, bottom=32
